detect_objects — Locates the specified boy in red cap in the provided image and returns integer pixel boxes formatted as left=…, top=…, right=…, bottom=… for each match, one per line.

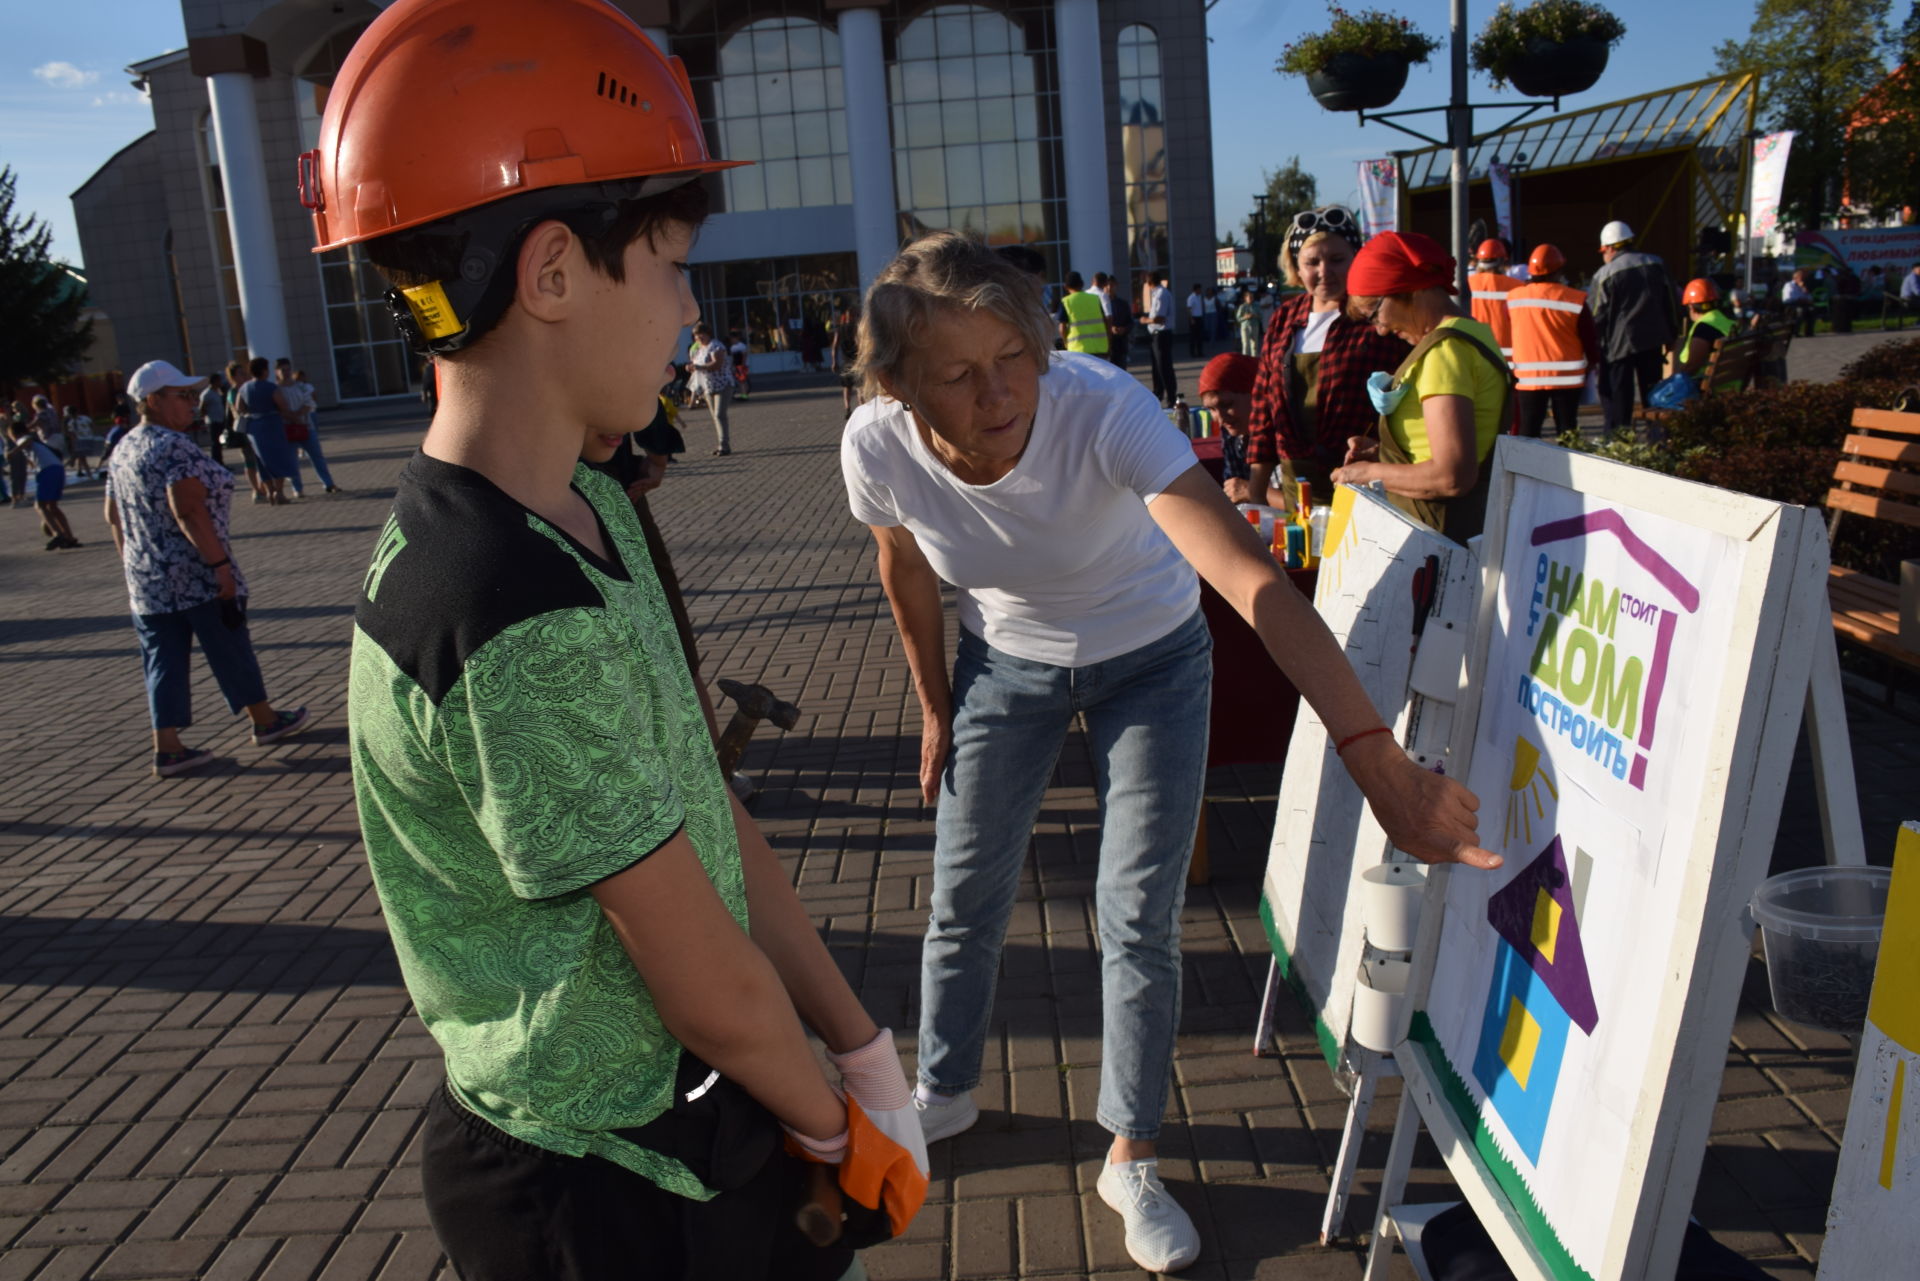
left=1198, top=352, right=1267, bottom=505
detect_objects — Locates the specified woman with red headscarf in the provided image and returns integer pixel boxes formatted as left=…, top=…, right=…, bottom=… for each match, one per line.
left=1332, top=231, right=1511, bottom=543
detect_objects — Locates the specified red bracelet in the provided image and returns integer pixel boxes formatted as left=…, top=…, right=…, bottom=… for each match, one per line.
left=1334, top=726, right=1394, bottom=755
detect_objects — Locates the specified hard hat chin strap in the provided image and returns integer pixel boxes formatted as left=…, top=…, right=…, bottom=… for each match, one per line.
left=381, top=175, right=701, bottom=355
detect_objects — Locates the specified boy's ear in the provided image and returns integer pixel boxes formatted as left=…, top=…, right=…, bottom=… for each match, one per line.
left=515, top=220, right=578, bottom=324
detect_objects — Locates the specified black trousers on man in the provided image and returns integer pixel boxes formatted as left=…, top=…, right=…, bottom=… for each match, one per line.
left=1602, top=349, right=1665, bottom=432
left=1149, top=331, right=1177, bottom=405
left=1516, top=389, right=1582, bottom=439
left=1186, top=321, right=1204, bottom=358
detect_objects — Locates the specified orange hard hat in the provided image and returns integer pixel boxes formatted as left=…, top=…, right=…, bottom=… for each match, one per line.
left=1682, top=278, right=1721, bottom=305
left=299, top=0, right=743, bottom=351
left=1527, top=244, right=1566, bottom=277
left=1474, top=238, right=1509, bottom=262
left=302, top=0, right=741, bottom=252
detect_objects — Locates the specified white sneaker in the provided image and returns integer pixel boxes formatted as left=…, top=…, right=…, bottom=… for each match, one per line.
left=1097, top=1158, right=1200, bottom=1273
left=912, top=1088, right=978, bottom=1143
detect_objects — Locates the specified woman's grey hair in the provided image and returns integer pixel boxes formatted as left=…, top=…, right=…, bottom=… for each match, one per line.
left=854, top=231, right=1054, bottom=403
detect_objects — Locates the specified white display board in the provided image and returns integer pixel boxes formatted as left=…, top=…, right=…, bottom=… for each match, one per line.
left=1259, top=485, right=1468, bottom=1065
left=1399, top=439, right=1828, bottom=1281
left=1819, top=821, right=1920, bottom=1277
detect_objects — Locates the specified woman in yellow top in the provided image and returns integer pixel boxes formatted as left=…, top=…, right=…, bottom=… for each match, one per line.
left=1331, top=231, right=1511, bottom=543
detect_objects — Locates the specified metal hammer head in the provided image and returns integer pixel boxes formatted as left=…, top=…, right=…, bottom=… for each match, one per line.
left=717, top=678, right=801, bottom=731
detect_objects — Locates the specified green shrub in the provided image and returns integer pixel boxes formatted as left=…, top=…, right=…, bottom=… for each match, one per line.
left=1836, top=336, right=1920, bottom=385
left=1278, top=7, right=1441, bottom=76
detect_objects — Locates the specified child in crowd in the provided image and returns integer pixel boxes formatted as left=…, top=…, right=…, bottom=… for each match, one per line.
left=309, top=2, right=925, bottom=1277
left=7, top=423, right=79, bottom=549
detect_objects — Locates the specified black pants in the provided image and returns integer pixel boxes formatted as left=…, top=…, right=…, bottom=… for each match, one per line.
left=1786, top=301, right=1816, bottom=338
left=421, top=1084, right=856, bottom=1281
left=1107, top=339, right=1130, bottom=369
left=1515, top=389, right=1581, bottom=438
left=1602, top=349, right=1665, bottom=432
left=1186, top=323, right=1204, bottom=358
left=1149, top=331, right=1177, bottom=404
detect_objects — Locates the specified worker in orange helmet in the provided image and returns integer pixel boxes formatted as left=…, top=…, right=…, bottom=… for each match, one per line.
left=305, top=1, right=925, bottom=1276
left=1467, top=237, right=1518, bottom=358
left=1505, top=244, right=1602, bottom=438
left=1671, top=278, right=1739, bottom=387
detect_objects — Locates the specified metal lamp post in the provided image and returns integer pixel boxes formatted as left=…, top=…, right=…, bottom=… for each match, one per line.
left=1253, top=192, right=1271, bottom=285
left=1340, top=0, right=1569, bottom=298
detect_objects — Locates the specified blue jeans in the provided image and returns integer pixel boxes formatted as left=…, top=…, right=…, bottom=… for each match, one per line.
left=288, top=420, right=336, bottom=493
left=918, top=610, right=1211, bottom=1140
left=131, top=596, right=267, bottom=731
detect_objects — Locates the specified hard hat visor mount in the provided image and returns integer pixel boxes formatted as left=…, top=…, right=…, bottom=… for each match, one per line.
left=380, top=173, right=702, bottom=355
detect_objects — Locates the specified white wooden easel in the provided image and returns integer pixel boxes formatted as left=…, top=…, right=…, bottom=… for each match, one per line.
left=1361, top=445, right=1863, bottom=1281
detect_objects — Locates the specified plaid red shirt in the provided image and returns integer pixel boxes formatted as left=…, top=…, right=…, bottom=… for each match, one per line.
left=1247, top=294, right=1411, bottom=472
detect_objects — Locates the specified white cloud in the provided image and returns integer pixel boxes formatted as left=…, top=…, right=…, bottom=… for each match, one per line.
left=33, top=62, right=100, bottom=90
left=91, top=89, right=148, bottom=108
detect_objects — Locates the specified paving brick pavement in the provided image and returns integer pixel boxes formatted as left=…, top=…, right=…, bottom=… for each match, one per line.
left=1, top=354, right=1912, bottom=1279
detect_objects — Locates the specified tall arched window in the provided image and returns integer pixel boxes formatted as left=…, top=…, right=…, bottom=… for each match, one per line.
left=889, top=4, right=1061, bottom=268
left=715, top=18, right=851, bottom=212
left=295, top=23, right=416, bottom=399
left=1116, top=25, right=1169, bottom=281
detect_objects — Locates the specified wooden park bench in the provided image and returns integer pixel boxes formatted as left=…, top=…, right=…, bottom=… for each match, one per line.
left=1826, top=407, right=1920, bottom=680
left=1641, top=318, right=1786, bottom=429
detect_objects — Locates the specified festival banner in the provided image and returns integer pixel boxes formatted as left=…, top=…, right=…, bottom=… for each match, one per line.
left=1749, top=131, right=1796, bottom=241
left=1489, top=162, right=1514, bottom=246
left=1793, top=225, right=1920, bottom=273
left=1358, top=158, right=1399, bottom=238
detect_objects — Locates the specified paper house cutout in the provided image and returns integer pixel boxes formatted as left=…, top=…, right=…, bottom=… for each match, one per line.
left=1472, top=836, right=1600, bottom=1164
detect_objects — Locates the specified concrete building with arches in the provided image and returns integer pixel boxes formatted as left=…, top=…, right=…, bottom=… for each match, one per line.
left=73, top=0, right=1216, bottom=406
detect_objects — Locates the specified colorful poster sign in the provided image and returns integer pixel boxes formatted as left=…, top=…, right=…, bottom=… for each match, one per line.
left=1750, top=131, right=1796, bottom=241
left=1793, top=225, right=1920, bottom=274
left=1359, top=158, right=1399, bottom=238
left=1416, top=476, right=1746, bottom=1279
left=1818, top=822, right=1920, bottom=1277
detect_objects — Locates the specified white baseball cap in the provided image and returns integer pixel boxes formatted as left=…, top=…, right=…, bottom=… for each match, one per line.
left=127, top=360, right=205, bottom=401
left=1599, top=220, right=1635, bottom=248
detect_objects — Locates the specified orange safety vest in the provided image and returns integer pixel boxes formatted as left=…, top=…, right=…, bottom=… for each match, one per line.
left=1467, top=271, right=1517, bottom=356
left=1506, top=281, right=1590, bottom=390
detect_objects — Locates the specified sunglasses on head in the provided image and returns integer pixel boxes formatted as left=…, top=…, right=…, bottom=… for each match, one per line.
left=1290, top=206, right=1356, bottom=234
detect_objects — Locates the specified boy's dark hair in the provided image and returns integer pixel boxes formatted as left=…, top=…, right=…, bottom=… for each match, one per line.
left=1065, top=271, right=1084, bottom=290
left=365, top=181, right=710, bottom=292
left=1153, top=269, right=1168, bottom=284
left=249, top=356, right=270, bottom=378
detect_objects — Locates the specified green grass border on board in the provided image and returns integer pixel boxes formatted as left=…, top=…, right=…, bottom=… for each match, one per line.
left=1256, top=894, right=1343, bottom=1070
left=1406, top=1011, right=1595, bottom=1281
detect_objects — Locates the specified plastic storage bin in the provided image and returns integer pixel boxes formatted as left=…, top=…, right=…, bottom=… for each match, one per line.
left=1749, top=865, right=1891, bottom=1033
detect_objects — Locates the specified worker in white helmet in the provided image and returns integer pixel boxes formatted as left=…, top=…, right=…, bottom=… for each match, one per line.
left=1589, top=220, right=1681, bottom=433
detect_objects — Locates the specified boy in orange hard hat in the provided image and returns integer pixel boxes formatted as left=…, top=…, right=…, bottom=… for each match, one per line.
left=1671, top=278, right=1738, bottom=387
left=1505, top=245, right=1601, bottom=438
left=1467, top=237, right=1518, bottom=358
left=307, top=2, right=925, bottom=1276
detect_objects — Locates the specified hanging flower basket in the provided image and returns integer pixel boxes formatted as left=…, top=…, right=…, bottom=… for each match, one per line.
left=1471, top=1, right=1626, bottom=96
left=1306, top=52, right=1414, bottom=113
left=1278, top=7, right=1439, bottom=113
left=1504, top=35, right=1610, bottom=98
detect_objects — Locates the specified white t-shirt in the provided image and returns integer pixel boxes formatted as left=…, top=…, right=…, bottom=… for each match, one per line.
left=841, top=353, right=1200, bottom=666
left=1292, top=308, right=1339, bottom=354
left=1146, top=285, right=1172, bottom=331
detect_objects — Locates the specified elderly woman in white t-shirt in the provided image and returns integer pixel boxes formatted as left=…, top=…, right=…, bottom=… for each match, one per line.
left=840, top=232, right=1497, bottom=1275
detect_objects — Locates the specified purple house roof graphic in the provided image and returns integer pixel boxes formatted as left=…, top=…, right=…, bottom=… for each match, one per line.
left=1486, top=835, right=1598, bottom=1034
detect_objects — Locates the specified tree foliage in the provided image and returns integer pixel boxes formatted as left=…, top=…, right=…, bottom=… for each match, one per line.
left=1843, top=3, right=1920, bottom=217
left=1241, top=157, right=1322, bottom=253
left=1715, top=0, right=1893, bottom=231
left=0, top=166, right=93, bottom=386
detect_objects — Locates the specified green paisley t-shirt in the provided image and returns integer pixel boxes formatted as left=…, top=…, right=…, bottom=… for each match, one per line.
left=348, top=454, right=742, bottom=1199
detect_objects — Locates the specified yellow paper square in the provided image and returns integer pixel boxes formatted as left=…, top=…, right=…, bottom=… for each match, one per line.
left=1530, top=887, right=1563, bottom=966
left=1869, top=826, right=1920, bottom=1052
left=1499, top=996, right=1543, bottom=1090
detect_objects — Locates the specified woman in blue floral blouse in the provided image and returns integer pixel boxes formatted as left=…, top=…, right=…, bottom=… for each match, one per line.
left=105, top=361, right=313, bottom=778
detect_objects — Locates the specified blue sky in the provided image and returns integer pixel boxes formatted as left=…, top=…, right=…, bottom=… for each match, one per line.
left=3, top=2, right=1773, bottom=270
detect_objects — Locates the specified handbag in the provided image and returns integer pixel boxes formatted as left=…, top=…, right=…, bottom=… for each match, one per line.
left=284, top=416, right=310, bottom=443
left=220, top=426, right=247, bottom=449
left=1646, top=372, right=1699, bottom=411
